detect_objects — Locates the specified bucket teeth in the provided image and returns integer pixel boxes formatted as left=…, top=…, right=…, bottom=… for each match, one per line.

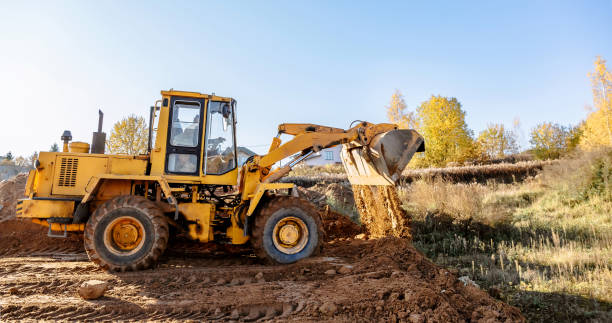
left=341, top=129, right=424, bottom=186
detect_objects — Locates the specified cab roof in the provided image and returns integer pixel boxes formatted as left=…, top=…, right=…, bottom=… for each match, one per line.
left=161, top=90, right=232, bottom=102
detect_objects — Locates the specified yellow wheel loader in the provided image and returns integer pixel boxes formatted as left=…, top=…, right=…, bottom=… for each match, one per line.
left=16, top=90, right=424, bottom=271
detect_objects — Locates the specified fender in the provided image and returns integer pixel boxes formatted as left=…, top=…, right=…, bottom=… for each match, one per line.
left=246, top=182, right=297, bottom=216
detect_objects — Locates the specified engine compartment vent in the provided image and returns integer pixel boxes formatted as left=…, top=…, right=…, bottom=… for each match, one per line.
left=58, top=158, right=78, bottom=187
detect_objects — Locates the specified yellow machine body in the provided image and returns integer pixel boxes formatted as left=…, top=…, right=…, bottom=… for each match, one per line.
left=17, top=89, right=424, bottom=246
left=178, top=203, right=215, bottom=242
left=17, top=199, right=75, bottom=219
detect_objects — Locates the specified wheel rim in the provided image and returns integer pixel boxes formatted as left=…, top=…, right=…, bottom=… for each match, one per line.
left=103, top=216, right=146, bottom=256
left=272, top=216, right=309, bottom=255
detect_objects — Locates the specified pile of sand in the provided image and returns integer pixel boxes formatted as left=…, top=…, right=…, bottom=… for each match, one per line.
left=0, top=173, right=27, bottom=223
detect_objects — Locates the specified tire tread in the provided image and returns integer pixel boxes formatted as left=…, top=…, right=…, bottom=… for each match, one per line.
left=251, top=196, right=324, bottom=263
left=84, top=195, right=169, bottom=272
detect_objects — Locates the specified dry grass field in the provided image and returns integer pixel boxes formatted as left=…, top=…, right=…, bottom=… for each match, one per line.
left=400, top=152, right=612, bottom=321
left=290, top=152, right=612, bottom=321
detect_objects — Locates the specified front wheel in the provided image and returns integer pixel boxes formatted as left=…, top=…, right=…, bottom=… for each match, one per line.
left=84, top=195, right=169, bottom=272
left=252, top=196, right=323, bottom=264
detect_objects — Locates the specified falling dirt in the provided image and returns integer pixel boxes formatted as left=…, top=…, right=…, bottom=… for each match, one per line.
left=0, top=174, right=524, bottom=321
left=352, top=185, right=412, bottom=239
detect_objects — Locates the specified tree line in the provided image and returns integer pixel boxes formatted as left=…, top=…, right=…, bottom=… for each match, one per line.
left=387, top=56, right=612, bottom=167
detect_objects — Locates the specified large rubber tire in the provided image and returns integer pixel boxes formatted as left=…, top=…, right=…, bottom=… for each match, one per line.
left=84, top=195, right=169, bottom=272
left=252, top=196, right=323, bottom=264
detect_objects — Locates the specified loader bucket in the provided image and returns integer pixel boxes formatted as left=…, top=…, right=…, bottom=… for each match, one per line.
left=341, top=129, right=424, bottom=186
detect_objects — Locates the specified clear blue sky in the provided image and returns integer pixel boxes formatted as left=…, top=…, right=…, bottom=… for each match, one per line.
left=1, top=1, right=611, bottom=157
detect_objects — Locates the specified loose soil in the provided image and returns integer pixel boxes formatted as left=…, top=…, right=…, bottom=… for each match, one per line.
left=353, top=185, right=412, bottom=239
left=0, top=175, right=524, bottom=322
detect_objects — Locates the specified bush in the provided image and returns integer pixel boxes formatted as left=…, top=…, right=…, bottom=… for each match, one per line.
left=539, top=149, right=612, bottom=203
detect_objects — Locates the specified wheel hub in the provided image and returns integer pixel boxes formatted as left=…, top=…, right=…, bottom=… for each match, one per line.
left=109, top=218, right=144, bottom=251
left=272, top=216, right=309, bottom=255
left=278, top=223, right=300, bottom=246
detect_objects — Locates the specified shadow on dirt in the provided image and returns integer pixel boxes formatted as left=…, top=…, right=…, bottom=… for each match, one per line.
left=510, top=290, right=612, bottom=322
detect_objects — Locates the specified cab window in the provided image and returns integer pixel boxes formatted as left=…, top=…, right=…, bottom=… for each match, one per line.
left=170, top=101, right=201, bottom=147
left=204, top=101, right=236, bottom=174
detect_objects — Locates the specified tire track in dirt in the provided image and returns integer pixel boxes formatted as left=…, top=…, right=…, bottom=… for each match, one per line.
left=1, top=302, right=307, bottom=321
left=0, top=251, right=342, bottom=322
left=1, top=240, right=525, bottom=322
left=0, top=243, right=85, bottom=257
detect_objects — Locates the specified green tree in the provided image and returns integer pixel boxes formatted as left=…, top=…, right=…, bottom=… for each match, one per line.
left=5, top=151, right=13, bottom=160
left=107, top=114, right=148, bottom=155
left=386, top=90, right=415, bottom=129
left=529, top=122, right=579, bottom=160
left=50, top=143, right=59, bottom=152
left=476, top=123, right=519, bottom=160
left=413, top=95, right=476, bottom=167
left=581, top=56, right=612, bottom=148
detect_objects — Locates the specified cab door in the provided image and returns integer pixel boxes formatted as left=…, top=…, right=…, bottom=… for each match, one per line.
left=165, top=97, right=206, bottom=175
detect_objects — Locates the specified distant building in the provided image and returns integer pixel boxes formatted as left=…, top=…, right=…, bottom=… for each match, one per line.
left=237, top=146, right=257, bottom=166
left=302, top=146, right=342, bottom=166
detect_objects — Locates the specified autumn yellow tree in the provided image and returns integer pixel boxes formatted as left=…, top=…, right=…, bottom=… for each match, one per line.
left=529, top=122, right=580, bottom=160
left=386, top=90, right=415, bottom=129
left=413, top=95, right=476, bottom=167
left=581, top=56, right=612, bottom=149
left=477, top=123, right=519, bottom=160
left=107, top=114, right=148, bottom=155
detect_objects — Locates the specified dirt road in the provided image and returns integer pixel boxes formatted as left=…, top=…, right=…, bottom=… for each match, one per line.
left=0, top=221, right=523, bottom=322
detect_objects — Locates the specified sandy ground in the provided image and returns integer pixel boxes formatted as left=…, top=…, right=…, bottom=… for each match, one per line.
left=0, top=175, right=524, bottom=322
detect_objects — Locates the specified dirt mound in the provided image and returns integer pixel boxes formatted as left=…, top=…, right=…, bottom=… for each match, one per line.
left=321, top=238, right=524, bottom=322
left=0, top=219, right=84, bottom=256
left=353, top=185, right=412, bottom=239
left=0, top=173, right=27, bottom=223
left=0, top=174, right=83, bottom=256
left=320, top=206, right=362, bottom=239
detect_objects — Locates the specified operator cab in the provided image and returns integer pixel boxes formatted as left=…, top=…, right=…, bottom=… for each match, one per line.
left=149, top=90, right=238, bottom=184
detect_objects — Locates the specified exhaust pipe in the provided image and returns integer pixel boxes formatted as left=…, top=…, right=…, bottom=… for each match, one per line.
left=90, top=110, right=106, bottom=154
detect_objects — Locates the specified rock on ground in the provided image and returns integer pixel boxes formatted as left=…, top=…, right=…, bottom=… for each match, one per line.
left=78, top=280, right=108, bottom=300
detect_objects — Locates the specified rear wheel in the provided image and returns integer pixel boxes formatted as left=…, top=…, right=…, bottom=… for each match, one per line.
left=252, top=196, right=323, bottom=264
left=84, top=195, right=169, bottom=272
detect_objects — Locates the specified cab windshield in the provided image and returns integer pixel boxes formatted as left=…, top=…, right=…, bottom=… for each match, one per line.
left=204, top=101, right=236, bottom=174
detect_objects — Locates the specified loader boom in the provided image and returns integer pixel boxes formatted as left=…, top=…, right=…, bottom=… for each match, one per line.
left=251, top=122, right=423, bottom=187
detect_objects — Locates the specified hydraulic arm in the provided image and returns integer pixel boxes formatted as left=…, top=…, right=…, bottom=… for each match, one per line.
left=249, top=121, right=424, bottom=186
